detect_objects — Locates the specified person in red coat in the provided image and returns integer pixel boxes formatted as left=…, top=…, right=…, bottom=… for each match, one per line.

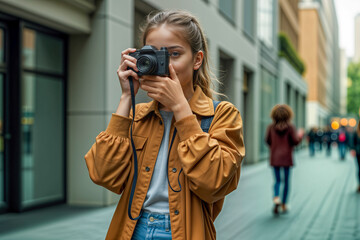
left=265, top=104, right=304, bottom=214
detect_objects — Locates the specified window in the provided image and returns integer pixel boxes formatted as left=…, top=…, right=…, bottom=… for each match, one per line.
left=219, top=0, right=236, bottom=24
left=258, top=0, right=274, bottom=47
left=218, top=50, right=235, bottom=101
left=243, top=0, right=256, bottom=39
left=21, top=27, right=65, bottom=208
left=260, top=68, right=277, bottom=155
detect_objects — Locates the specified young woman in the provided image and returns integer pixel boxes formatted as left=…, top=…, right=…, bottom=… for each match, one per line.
left=265, top=104, right=303, bottom=215
left=85, top=10, right=245, bottom=239
left=351, top=120, right=360, bottom=193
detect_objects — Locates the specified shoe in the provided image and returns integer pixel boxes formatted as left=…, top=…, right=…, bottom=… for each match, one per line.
left=273, top=197, right=281, bottom=215
left=357, top=186, right=360, bottom=193
left=281, top=204, right=288, bottom=213
left=273, top=203, right=280, bottom=215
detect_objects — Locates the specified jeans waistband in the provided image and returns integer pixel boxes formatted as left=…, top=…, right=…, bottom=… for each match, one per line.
left=137, top=211, right=171, bottom=231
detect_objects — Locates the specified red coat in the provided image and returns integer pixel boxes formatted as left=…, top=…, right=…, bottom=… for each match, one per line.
left=265, top=123, right=301, bottom=167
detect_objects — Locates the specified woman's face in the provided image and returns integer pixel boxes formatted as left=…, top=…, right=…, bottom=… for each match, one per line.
left=145, top=24, right=202, bottom=98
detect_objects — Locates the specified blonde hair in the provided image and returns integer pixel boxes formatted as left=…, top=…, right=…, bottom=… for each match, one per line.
left=270, top=104, right=293, bottom=127
left=140, top=10, right=220, bottom=99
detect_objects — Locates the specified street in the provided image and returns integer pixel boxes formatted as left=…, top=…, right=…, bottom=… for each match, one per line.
left=0, top=147, right=359, bottom=240
left=215, top=147, right=360, bottom=240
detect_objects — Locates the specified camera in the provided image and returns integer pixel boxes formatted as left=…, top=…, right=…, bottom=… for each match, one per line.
left=129, top=45, right=170, bottom=76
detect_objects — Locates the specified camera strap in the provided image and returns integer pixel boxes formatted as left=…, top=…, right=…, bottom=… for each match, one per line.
left=128, top=76, right=142, bottom=221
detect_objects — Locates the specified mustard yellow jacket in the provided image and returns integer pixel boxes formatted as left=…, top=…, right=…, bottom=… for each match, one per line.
left=85, top=86, right=245, bottom=239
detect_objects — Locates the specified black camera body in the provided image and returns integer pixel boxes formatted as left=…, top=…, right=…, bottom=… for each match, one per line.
left=129, top=45, right=170, bottom=76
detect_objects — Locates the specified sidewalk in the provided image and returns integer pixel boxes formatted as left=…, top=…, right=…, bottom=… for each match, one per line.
left=0, top=148, right=359, bottom=240
left=215, top=147, right=360, bottom=240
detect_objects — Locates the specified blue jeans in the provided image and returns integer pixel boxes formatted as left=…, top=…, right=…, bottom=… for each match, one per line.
left=273, top=167, right=290, bottom=204
left=309, top=142, right=315, bottom=156
left=131, top=211, right=172, bottom=240
left=339, top=142, right=346, bottom=159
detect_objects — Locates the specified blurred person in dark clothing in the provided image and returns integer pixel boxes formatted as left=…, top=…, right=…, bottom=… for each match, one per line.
left=323, top=126, right=332, bottom=156
left=307, top=127, right=317, bottom=157
left=265, top=104, right=304, bottom=215
left=350, top=120, right=360, bottom=193
left=315, top=128, right=324, bottom=152
left=338, top=126, right=348, bottom=160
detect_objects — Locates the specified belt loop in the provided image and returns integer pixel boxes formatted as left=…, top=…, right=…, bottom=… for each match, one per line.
left=165, top=214, right=170, bottom=232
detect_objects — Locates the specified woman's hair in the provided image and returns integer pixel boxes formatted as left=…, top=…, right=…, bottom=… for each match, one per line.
left=270, top=104, right=293, bottom=126
left=357, top=120, right=360, bottom=137
left=140, top=9, right=220, bottom=99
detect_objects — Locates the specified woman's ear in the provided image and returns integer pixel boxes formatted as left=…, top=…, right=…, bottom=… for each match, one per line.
left=193, top=51, right=204, bottom=70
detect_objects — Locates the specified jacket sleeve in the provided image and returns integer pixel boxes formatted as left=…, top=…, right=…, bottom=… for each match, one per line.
left=265, top=126, right=272, bottom=146
left=174, top=102, right=245, bottom=203
left=84, top=113, right=133, bottom=194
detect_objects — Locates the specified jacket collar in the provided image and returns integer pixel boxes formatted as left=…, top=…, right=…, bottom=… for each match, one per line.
left=134, top=86, right=215, bottom=121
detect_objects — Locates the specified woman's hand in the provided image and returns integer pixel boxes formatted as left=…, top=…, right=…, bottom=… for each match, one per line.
left=117, top=48, right=140, bottom=97
left=297, top=128, right=305, bottom=139
left=140, top=64, right=193, bottom=120
left=115, top=48, right=141, bottom=117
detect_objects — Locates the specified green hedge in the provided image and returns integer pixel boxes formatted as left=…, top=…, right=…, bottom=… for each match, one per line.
left=278, top=32, right=306, bottom=75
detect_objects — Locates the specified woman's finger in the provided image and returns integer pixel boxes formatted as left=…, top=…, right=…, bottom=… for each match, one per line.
left=169, top=64, right=177, bottom=80
left=119, top=69, right=139, bottom=81
left=140, top=82, right=157, bottom=93
left=120, top=59, right=138, bottom=72
left=120, top=48, right=137, bottom=64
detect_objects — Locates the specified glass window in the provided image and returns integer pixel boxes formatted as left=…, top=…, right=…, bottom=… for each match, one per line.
left=0, top=28, right=3, bottom=63
left=260, top=68, right=277, bottom=154
left=243, top=0, right=255, bottom=38
left=258, top=0, right=274, bottom=47
left=21, top=74, right=64, bottom=207
left=22, top=28, right=64, bottom=74
left=21, top=27, right=65, bottom=208
left=219, top=0, right=236, bottom=24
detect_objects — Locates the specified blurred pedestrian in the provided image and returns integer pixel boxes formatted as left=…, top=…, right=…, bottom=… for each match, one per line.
left=307, top=127, right=317, bottom=157
left=338, top=126, right=348, bottom=160
left=315, top=128, right=324, bottom=152
left=350, top=120, right=360, bottom=193
left=265, top=104, right=304, bottom=215
left=323, top=126, right=332, bottom=156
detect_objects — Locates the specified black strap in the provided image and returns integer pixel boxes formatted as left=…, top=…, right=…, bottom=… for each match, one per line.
left=128, top=77, right=142, bottom=220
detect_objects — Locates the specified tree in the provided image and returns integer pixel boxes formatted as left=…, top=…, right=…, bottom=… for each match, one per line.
left=347, top=61, right=360, bottom=115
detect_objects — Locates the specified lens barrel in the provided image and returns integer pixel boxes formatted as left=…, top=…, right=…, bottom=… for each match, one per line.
left=137, top=55, right=157, bottom=75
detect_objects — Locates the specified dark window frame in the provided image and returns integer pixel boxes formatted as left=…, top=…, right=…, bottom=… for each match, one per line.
left=0, top=11, right=67, bottom=213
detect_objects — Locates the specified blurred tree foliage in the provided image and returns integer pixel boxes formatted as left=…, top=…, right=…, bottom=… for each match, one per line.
left=347, top=61, right=360, bottom=115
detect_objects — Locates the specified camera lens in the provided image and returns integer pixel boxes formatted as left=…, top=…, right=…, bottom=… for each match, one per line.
left=137, top=55, right=157, bottom=75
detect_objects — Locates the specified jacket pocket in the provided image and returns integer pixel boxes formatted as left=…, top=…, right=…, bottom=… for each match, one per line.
left=133, top=135, right=147, bottom=150
left=132, top=135, right=147, bottom=172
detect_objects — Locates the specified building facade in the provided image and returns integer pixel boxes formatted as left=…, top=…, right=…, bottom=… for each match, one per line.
left=0, top=0, right=309, bottom=211
left=339, top=49, right=347, bottom=115
left=355, top=14, right=360, bottom=63
left=299, top=0, right=341, bottom=127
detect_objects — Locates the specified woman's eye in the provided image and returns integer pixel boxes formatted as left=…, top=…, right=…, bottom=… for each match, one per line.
left=170, top=52, right=180, bottom=57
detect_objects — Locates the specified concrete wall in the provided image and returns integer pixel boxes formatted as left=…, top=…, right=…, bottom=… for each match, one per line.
left=67, top=0, right=135, bottom=205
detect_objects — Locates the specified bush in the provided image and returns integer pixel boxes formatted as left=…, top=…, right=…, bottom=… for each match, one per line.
left=278, top=32, right=306, bottom=75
